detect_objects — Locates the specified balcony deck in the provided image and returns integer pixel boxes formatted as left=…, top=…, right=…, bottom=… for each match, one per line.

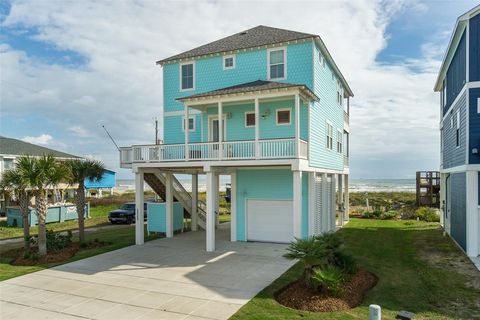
left=120, top=138, right=308, bottom=167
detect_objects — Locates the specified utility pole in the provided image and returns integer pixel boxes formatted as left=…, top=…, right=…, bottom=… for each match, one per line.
left=154, top=117, right=158, bottom=144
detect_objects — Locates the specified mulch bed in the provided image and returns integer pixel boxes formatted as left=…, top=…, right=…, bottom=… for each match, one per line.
left=275, top=269, right=378, bottom=313
left=3, top=241, right=110, bottom=266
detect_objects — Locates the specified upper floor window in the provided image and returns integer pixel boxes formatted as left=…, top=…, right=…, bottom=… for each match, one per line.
left=337, top=130, right=343, bottom=153
left=326, top=122, right=333, bottom=150
left=245, top=112, right=255, bottom=127
left=223, top=55, right=235, bottom=70
left=180, top=62, right=194, bottom=91
left=276, top=108, right=291, bottom=125
left=182, top=116, right=195, bottom=131
left=337, top=80, right=343, bottom=106
left=268, top=48, right=286, bottom=80
left=319, top=52, right=325, bottom=68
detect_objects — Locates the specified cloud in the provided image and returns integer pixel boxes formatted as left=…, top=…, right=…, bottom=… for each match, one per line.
left=21, top=134, right=53, bottom=145
left=0, top=0, right=458, bottom=178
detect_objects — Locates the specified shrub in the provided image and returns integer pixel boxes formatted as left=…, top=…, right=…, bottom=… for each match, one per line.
left=363, top=210, right=382, bottom=219
left=399, top=207, right=416, bottom=220
left=311, top=265, right=344, bottom=296
left=23, top=251, right=39, bottom=261
left=381, top=210, right=398, bottom=220
left=415, top=207, right=440, bottom=222
left=334, top=251, right=358, bottom=274
left=45, top=230, right=73, bottom=252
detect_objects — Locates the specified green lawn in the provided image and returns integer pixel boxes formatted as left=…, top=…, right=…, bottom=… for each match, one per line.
left=0, top=204, right=118, bottom=240
left=231, top=219, right=480, bottom=320
left=0, top=225, right=160, bottom=281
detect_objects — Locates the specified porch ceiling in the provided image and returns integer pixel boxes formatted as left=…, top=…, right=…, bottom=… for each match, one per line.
left=176, top=80, right=318, bottom=107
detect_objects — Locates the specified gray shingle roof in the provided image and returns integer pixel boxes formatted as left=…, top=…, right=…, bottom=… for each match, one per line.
left=177, top=80, right=318, bottom=101
left=0, top=136, right=80, bottom=159
left=158, top=25, right=316, bottom=64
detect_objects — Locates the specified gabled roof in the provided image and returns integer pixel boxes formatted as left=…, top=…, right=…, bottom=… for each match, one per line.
left=434, top=5, right=480, bottom=91
left=157, top=26, right=315, bottom=65
left=0, top=136, right=80, bottom=159
left=176, top=80, right=319, bottom=103
left=157, top=25, right=353, bottom=97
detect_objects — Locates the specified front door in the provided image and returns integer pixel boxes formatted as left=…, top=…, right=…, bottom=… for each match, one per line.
left=208, top=116, right=226, bottom=142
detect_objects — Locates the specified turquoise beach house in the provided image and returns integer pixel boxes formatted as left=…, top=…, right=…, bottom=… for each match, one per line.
left=120, top=26, right=353, bottom=251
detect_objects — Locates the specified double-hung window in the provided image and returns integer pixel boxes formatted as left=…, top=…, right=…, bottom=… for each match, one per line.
left=268, top=48, right=286, bottom=80
left=337, top=130, right=343, bottom=153
left=182, top=116, right=195, bottom=131
left=180, top=62, right=194, bottom=90
left=245, top=112, right=255, bottom=127
left=326, top=122, right=333, bottom=150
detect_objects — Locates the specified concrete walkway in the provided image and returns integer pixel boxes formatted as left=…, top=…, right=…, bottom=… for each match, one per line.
left=0, top=223, right=294, bottom=320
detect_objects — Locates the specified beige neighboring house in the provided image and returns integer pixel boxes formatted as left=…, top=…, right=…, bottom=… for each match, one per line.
left=0, top=135, right=81, bottom=214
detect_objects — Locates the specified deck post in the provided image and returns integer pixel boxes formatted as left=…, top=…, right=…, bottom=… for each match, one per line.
left=293, top=170, right=302, bottom=239
left=166, top=172, right=173, bottom=238
left=191, top=173, right=198, bottom=231
left=321, top=173, right=329, bottom=233
left=135, top=169, right=144, bottom=245
left=344, top=174, right=350, bottom=222
left=206, top=170, right=216, bottom=251
left=215, top=173, right=220, bottom=226
left=185, top=105, right=189, bottom=161
left=255, top=98, right=260, bottom=159
left=295, top=93, right=300, bottom=158
left=331, top=174, right=336, bottom=230
left=338, top=174, right=344, bottom=225
left=218, top=101, right=223, bottom=160
left=230, top=170, right=237, bottom=241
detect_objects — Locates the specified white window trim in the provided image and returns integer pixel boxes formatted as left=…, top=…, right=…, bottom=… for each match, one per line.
left=455, top=110, right=460, bottom=148
left=276, top=108, right=291, bottom=126
left=267, top=47, right=287, bottom=80
left=182, top=116, right=196, bottom=132
left=245, top=111, right=255, bottom=127
left=337, top=129, right=343, bottom=153
left=456, top=110, right=460, bottom=129
left=179, top=61, right=195, bottom=92
left=223, top=55, right=235, bottom=70
left=326, top=121, right=333, bottom=150
left=319, top=52, right=325, bottom=68
left=477, top=97, right=480, bottom=113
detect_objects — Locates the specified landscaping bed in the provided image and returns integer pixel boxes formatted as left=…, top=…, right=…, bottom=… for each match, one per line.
left=276, top=268, right=377, bottom=312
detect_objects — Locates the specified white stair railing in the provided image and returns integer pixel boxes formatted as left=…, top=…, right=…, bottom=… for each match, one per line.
left=155, top=173, right=207, bottom=230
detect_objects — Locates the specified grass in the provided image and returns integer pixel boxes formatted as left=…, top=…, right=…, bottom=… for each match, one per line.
left=0, top=225, right=160, bottom=281
left=0, top=204, right=117, bottom=240
left=231, top=219, right=480, bottom=320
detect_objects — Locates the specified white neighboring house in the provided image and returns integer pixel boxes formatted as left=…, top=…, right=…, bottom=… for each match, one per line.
left=0, top=135, right=81, bottom=213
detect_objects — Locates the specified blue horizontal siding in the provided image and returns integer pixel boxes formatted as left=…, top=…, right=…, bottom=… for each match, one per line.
left=84, top=170, right=116, bottom=189
left=450, top=172, right=466, bottom=251
left=469, top=88, right=480, bottom=164
left=442, top=91, right=466, bottom=168
left=469, top=13, right=480, bottom=82
left=444, top=30, right=466, bottom=116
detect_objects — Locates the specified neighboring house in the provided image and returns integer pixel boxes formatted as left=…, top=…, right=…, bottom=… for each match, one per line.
left=435, top=5, right=480, bottom=258
left=120, top=26, right=353, bottom=251
left=0, top=135, right=81, bottom=212
left=85, top=169, right=116, bottom=197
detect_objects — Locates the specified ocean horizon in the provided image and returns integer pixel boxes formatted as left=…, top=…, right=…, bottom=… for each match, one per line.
left=116, top=176, right=416, bottom=193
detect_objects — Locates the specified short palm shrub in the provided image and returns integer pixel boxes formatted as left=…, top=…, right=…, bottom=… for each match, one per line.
left=381, top=210, right=398, bottom=220
left=284, top=232, right=357, bottom=292
left=362, top=210, right=382, bottom=218
left=415, top=207, right=440, bottom=222
left=311, top=265, right=344, bottom=296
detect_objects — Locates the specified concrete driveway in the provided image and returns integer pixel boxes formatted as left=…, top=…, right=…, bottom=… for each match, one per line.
left=0, top=223, right=294, bottom=320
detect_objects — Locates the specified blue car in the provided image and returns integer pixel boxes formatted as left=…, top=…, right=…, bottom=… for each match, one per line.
left=108, top=202, right=147, bottom=224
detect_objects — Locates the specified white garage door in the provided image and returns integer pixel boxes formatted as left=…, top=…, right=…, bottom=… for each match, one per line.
left=246, top=200, right=293, bottom=243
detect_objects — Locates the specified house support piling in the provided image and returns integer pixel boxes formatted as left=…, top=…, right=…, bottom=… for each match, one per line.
left=135, top=169, right=144, bottom=245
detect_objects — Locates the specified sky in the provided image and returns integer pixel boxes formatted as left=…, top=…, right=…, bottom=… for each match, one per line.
left=0, top=0, right=478, bottom=179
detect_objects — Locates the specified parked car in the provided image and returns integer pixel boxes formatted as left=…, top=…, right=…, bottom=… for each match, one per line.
left=108, top=202, right=147, bottom=224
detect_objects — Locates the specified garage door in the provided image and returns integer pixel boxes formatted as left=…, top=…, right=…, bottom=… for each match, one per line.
left=246, top=200, right=293, bottom=243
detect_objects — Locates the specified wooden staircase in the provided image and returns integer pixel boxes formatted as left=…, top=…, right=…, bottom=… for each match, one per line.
left=143, top=172, right=207, bottom=230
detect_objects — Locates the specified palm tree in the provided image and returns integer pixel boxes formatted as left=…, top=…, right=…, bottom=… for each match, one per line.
left=1, top=165, right=32, bottom=252
left=65, top=159, right=105, bottom=243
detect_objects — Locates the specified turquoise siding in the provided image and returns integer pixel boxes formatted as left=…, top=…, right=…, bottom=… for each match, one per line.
left=309, top=43, right=344, bottom=170
left=235, top=169, right=309, bottom=241
left=7, top=205, right=89, bottom=227
left=163, top=41, right=313, bottom=144
left=164, top=113, right=202, bottom=144
left=147, top=202, right=184, bottom=233
left=84, top=170, right=116, bottom=189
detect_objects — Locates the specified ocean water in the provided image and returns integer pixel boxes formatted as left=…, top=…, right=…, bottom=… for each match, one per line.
left=116, top=176, right=416, bottom=193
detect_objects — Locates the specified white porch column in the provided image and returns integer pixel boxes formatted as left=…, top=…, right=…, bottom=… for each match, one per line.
left=206, top=171, right=216, bottom=251
left=165, top=172, right=173, bottom=238
left=255, top=98, right=260, bottom=159
left=218, top=101, right=223, bottom=160
left=466, top=170, right=479, bottom=257
left=331, top=174, right=337, bottom=229
left=230, top=171, right=237, bottom=241
left=191, top=173, right=198, bottom=231
left=344, top=174, right=350, bottom=222
left=321, top=173, right=329, bottom=233
left=135, top=169, right=144, bottom=245
left=185, top=105, right=189, bottom=161
left=215, top=173, right=220, bottom=226
left=338, top=174, right=344, bottom=226
left=293, top=170, right=302, bottom=239
left=295, top=93, right=300, bottom=158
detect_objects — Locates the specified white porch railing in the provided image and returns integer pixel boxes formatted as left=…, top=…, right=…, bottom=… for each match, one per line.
left=120, top=138, right=308, bottom=166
